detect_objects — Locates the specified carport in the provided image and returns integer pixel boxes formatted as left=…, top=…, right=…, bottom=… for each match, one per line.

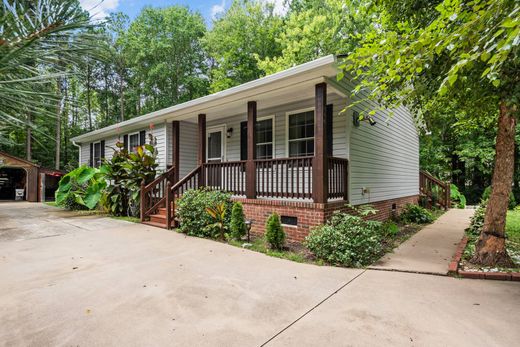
left=0, top=151, right=64, bottom=202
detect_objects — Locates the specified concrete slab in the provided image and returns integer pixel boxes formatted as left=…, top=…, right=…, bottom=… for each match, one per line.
left=0, top=203, right=359, bottom=346
left=268, top=270, right=520, bottom=347
left=370, top=209, right=475, bottom=275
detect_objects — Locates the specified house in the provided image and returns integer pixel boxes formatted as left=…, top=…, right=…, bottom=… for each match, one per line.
left=71, top=55, right=425, bottom=243
left=0, top=151, right=64, bottom=202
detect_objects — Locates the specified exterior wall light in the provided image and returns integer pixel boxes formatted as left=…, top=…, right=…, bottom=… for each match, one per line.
left=245, top=219, right=253, bottom=242
left=226, top=127, right=233, bottom=138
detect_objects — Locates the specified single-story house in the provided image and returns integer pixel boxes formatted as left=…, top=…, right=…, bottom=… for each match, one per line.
left=71, top=55, right=436, bottom=242
left=0, top=151, right=64, bottom=202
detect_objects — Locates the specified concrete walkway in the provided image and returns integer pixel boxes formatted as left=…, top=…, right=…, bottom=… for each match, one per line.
left=369, top=208, right=475, bottom=275
left=1, top=203, right=518, bottom=346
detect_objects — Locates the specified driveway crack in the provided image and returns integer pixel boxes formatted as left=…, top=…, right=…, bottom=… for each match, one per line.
left=260, top=269, right=367, bottom=346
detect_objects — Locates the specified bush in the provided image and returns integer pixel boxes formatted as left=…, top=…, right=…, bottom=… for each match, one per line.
left=176, top=188, right=232, bottom=238
left=482, top=186, right=516, bottom=210
left=381, top=220, right=399, bottom=238
left=55, top=165, right=106, bottom=210
left=450, top=184, right=467, bottom=209
left=265, top=213, right=285, bottom=249
left=305, top=212, right=382, bottom=267
left=467, top=200, right=487, bottom=236
left=230, top=202, right=247, bottom=240
left=399, top=204, right=433, bottom=224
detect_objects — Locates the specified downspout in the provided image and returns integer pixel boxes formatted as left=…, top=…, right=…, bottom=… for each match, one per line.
left=72, top=140, right=81, bottom=168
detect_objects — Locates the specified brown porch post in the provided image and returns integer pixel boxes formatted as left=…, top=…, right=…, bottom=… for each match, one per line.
left=198, top=114, right=206, bottom=187
left=172, top=121, right=180, bottom=183
left=246, top=101, right=257, bottom=199
left=313, top=82, right=328, bottom=203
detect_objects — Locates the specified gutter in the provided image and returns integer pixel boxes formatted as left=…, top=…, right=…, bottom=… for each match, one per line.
left=72, top=140, right=81, bottom=167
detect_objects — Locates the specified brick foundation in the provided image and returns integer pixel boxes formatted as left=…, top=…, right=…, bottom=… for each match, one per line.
left=232, top=195, right=419, bottom=244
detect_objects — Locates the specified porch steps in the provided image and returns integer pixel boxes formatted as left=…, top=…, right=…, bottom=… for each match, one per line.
left=145, top=207, right=176, bottom=229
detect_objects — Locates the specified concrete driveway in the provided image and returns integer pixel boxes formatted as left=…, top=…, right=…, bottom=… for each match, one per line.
left=0, top=202, right=519, bottom=346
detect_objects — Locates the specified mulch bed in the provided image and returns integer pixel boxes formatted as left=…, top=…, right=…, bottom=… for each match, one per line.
left=449, top=235, right=520, bottom=281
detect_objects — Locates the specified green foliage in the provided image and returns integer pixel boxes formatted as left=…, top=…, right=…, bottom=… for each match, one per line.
left=101, top=136, right=158, bottom=216
left=230, top=202, right=247, bottom=240
left=450, top=184, right=467, bottom=209
left=55, top=165, right=106, bottom=210
left=482, top=186, right=516, bottom=210
left=467, top=200, right=487, bottom=236
left=399, top=204, right=434, bottom=224
left=203, top=0, right=283, bottom=92
left=305, top=212, right=383, bottom=267
left=176, top=188, right=232, bottom=238
left=205, top=202, right=228, bottom=240
left=381, top=220, right=399, bottom=238
left=265, top=213, right=285, bottom=250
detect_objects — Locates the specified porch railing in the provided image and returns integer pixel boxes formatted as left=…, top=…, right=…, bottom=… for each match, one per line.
left=328, top=157, right=348, bottom=200
left=202, top=161, right=246, bottom=195
left=255, top=156, right=313, bottom=199
left=140, top=166, right=176, bottom=222
left=419, top=170, right=450, bottom=210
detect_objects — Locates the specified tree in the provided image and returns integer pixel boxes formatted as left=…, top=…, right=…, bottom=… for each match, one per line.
left=203, top=0, right=283, bottom=92
left=340, top=0, right=519, bottom=266
left=258, top=0, right=370, bottom=74
left=120, top=6, right=208, bottom=114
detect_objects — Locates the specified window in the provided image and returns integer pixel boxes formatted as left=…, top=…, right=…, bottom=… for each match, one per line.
left=93, top=142, right=101, bottom=168
left=129, top=132, right=140, bottom=153
left=256, top=118, right=273, bottom=159
left=288, top=110, right=314, bottom=157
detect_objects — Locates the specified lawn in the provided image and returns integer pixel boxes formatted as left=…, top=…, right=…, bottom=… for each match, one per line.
left=506, top=210, right=520, bottom=264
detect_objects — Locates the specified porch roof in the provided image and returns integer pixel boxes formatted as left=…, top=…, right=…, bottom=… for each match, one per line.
left=72, top=54, right=347, bottom=143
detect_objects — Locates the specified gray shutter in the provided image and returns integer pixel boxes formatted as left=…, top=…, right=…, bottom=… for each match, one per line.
left=139, top=130, right=146, bottom=146
left=89, top=143, right=93, bottom=166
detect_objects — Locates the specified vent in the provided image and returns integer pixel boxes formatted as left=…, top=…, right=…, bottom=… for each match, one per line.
left=281, top=215, right=298, bottom=226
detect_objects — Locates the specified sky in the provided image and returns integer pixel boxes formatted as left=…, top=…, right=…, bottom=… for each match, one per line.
left=79, top=0, right=287, bottom=23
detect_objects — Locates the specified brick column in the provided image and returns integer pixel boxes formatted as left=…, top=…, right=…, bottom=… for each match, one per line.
left=246, top=101, right=257, bottom=199
left=313, top=83, right=328, bottom=203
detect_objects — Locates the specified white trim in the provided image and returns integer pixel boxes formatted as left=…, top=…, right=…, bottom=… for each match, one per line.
left=256, top=115, right=275, bottom=159
left=71, top=55, right=337, bottom=143
left=285, top=107, right=315, bottom=157
left=206, top=125, right=226, bottom=161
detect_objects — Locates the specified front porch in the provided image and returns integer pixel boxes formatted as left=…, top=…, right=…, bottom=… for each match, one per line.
left=141, top=81, right=350, bottom=230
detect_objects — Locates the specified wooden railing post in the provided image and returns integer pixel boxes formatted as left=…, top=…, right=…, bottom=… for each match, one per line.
left=343, top=160, right=349, bottom=201
left=246, top=101, right=257, bottom=199
left=313, top=82, right=328, bottom=203
left=140, top=180, right=145, bottom=222
left=445, top=182, right=451, bottom=210
left=166, top=182, right=172, bottom=229
left=198, top=114, right=206, bottom=187
left=172, top=120, right=180, bottom=184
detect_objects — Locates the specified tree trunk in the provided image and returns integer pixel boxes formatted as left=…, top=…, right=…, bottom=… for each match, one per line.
left=471, top=101, right=516, bottom=267
left=26, top=113, right=32, bottom=161
left=55, top=79, right=61, bottom=170
left=87, top=59, right=92, bottom=131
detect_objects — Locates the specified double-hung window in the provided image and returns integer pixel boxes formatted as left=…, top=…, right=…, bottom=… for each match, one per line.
left=93, top=142, right=101, bottom=168
left=256, top=117, right=273, bottom=159
left=288, top=110, right=314, bottom=157
left=129, top=132, right=140, bottom=153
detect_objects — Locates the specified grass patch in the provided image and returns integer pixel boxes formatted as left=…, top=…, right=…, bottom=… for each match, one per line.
left=44, top=201, right=57, bottom=207
left=111, top=215, right=140, bottom=223
left=227, top=238, right=314, bottom=264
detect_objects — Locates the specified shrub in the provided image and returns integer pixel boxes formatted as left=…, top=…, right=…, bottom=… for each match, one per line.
left=467, top=200, right=487, bottom=236
left=176, top=188, right=232, bottom=237
left=399, top=204, right=433, bottom=224
left=230, top=202, right=247, bottom=240
left=205, top=202, right=228, bottom=240
left=55, top=165, right=106, bottom=210
left=305, top=212, right=382, bottom=267
left=381, top=220, right=399, bottom=238
left=265, top=213, right=285, bottom=249
left=482, top=186, right=516, bottom=210
left=450, top=184, right=467, bottom=209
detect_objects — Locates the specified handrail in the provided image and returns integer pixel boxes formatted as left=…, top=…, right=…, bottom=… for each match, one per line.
left=140, top=166, right=176, bottom=222
left=420, top=170, right=450, bottom=210
left=144, top=166, right=175, bottom=191
left=420, top=170, right=446, bottom=187
left=171, top=166, right=201, bottom=192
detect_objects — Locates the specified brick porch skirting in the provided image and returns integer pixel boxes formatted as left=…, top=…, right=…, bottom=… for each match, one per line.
left=232, top=195, right=419, bottom=244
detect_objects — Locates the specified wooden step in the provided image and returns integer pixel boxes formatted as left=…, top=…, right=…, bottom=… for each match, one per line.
left=157, top=207, right=175, bottom=216
left=150, top=214, right=167, bottom=224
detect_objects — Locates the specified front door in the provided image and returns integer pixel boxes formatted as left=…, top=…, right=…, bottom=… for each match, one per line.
left=207, top=127, right=225, bottom=187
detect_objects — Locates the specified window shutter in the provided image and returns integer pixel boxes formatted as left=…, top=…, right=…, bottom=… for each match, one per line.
left=100, top=140, right=105, bottom=160
left=89, top=143, right=93, bottom=166
left=326, top=104, right=333, bottom=156
left=123, top=134, right=128, bottom=151
left=240, top=121, right=247, bottom=161
left=139, top=130, right=146, bottom=146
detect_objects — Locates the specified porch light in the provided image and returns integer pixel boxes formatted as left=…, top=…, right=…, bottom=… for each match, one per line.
left=368, top=116, right=377, bottom=126
left=226, top=127, right=233, bottom=138
left=245, top=219, right=253, bottom=242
